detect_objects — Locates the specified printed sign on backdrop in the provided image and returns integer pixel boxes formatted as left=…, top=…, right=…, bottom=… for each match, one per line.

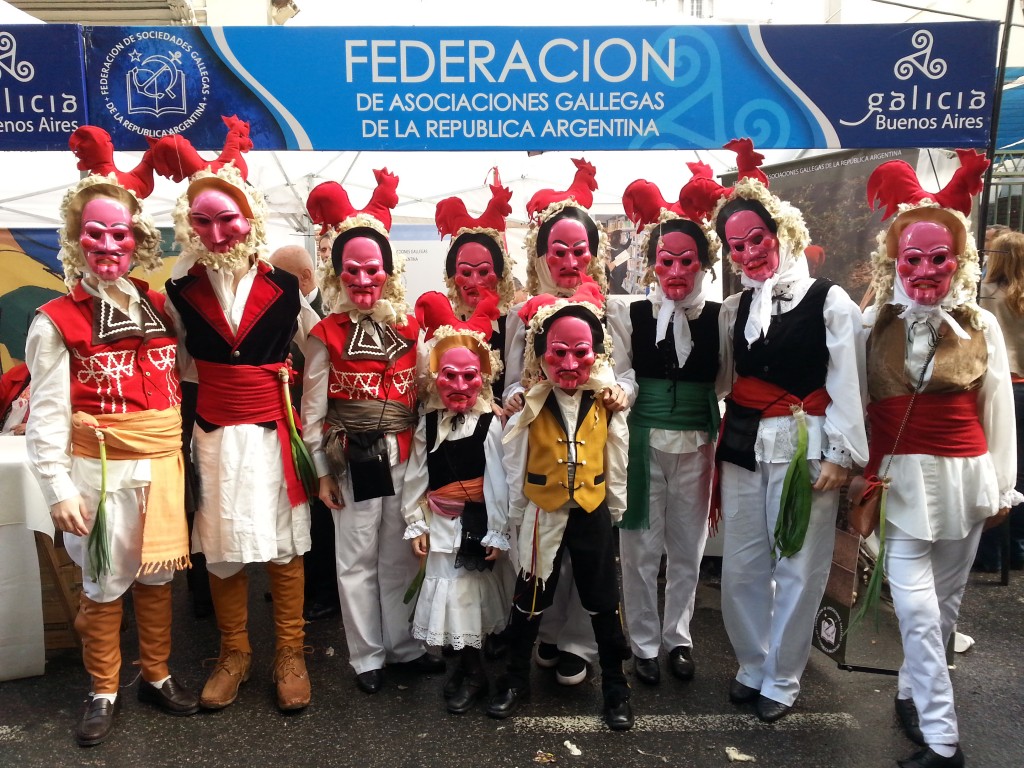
left=0, top=25, right=87, bottom=150
left=76, top=22, right=996, bottom=152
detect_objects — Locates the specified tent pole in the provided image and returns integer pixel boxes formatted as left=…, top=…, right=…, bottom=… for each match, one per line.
left=976, top=0, right=1016, bottom=249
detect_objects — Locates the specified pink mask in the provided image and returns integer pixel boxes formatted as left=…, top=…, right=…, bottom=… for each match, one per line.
left=453, top=242, right=498, bottom=309
left=896, top=221, right=957, bottom=305
left=545, top=218, right=592, bottom=291
left=654, top=230, right=701, bottom=301
left=339, top=237, right=387, bottom=310
left=543, top=315, right=596, bottom=391
left=80, top=197, right=135, bottom=282
left=724, top=209, right=780, bottom=282
left=435, top=346, right=483, bottom=413
left=190, top=189, right=251, bottom=253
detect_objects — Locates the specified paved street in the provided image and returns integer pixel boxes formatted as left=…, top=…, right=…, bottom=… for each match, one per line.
left=1, top=561, right=1021, bottom=768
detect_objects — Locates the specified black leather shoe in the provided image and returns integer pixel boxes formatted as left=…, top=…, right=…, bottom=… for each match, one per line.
left=897, top=746, right=965, bottom=768
left=355, top=669, right=383, bottom=694
left=603, top=696, right=635, bottom=731
left=442, top=668, right=465, bottom=699
left=486, top=684, right=530, bottom=719
left=633, top=656, right=660, bottom=685
left=756, top=695, right=792, bottom=723
left=405, top=653, right=446, bottom=674
left=303, top=600, right=341, bottom=622
left=446, top=676, right=489, bottom=715
left=137, top=677, right=199, bottom=716
left=483, top=632, right=510, bottom=660
left=728, top=679, right=759, bottom=704
left=75, top=696, right=120, bottom=747
left=895, top=696, right=926, bottom=746
left=668, top=646, right=695, bottom=681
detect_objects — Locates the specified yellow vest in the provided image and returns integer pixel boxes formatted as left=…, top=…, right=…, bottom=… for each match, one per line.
left=525, top=391, right=609, bottom=513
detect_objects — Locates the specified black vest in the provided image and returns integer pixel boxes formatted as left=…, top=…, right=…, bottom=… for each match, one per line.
left=425, top=411, right=494, bottom=490
left=734, top=278, right=831, bottom=398
left=629, top=299, right=720, bottom=382
left=166, top=266, right=300, bottom=366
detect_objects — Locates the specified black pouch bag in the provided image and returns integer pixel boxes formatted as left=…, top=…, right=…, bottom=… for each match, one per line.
left=454, top=500, right=493, bottom=572
left=346, top=430, right=395, bottom=502
left=717, top=400, right=761, bottom=472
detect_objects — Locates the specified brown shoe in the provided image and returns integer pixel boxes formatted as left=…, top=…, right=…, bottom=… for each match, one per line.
left=199, top=650, right=252, bottom=710
left=273, top=646, right=311, bottom=711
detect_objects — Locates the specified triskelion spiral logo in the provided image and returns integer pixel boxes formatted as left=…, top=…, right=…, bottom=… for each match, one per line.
left=0, top=31, right=35, bottom=82
left=893, top=30, right=947, bottom=81
left=98, top=31, right=210, bottom=136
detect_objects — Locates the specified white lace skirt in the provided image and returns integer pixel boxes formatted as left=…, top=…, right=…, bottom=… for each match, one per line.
left=411, top=546, right=510, bottom=650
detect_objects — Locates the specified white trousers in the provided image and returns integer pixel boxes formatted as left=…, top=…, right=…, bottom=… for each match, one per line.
left=66, top=484, right=173, bottom=603
left=332, top=460, right=424, bottom=673
left=720, top=460, right=838, bottom=706
left=620, top=444, right=713, bottom=658
left=886, top=521, right=983, bottom=748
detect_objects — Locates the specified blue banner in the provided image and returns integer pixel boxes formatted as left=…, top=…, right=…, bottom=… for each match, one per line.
left=0, top=22, right=1002, bottom=152
left=0, top=25, right=87, bottom=150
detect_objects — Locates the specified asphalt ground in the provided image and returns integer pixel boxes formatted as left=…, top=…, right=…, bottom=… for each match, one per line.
left=1, top=559, right=1021, bottom=768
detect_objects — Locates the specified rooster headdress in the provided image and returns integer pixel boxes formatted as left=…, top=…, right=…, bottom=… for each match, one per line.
left=305, top=169, right=407, bottom=318
left=524, top=158, right=609, bottom=296
left=434, top=180, right=516, bottom=316
left=59, top=128, right=162, bottom=287
left=866, top=148, right=988, bottom=322
left=622, top=163, right=722, bottom=289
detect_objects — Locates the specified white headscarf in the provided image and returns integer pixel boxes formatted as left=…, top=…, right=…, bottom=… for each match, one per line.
left=652, top=271, right=708, bottom=367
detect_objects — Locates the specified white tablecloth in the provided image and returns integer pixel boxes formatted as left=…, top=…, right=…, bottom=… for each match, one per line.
left=0, top=436, right=55, bottom=681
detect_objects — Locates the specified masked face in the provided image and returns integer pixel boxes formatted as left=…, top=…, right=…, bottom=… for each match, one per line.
left=724, top=209, right=780, bottom=282
left=435, top=346, right=483, bottom=413
left=80, top=197, right=135, bottom=282
left=545, top=217, right=592, bottom=291
left=543, top=315, right=596, bottom=391
left=654, top=230, right=701, bottom=301
left=453, top=242, right=498, bottom=309
left=339, top=237, right=387, bottom=310
left=189, top=189, right=251, bottom=253
left=896, top=220, right=957, bottom=305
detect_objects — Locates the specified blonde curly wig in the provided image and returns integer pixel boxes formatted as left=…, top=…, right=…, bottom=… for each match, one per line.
left=58, top=174, right=162, bottom=287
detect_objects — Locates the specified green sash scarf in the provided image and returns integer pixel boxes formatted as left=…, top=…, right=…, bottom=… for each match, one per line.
left=621, top=378, right=719, bottom=530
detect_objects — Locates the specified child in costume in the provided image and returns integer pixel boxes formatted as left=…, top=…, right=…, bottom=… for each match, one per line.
left=609, top=165, right=723, bottom=685
left=862, top=150, right=1020, bottom=768
left=403, top=293, right=510, bottom=714
left=488, top=290, right=634, bottom=731
left=26, top=148, right=196, bottom=745
left=303, top=171, right=443, bottom=695
left=712, top=139, right=868, bottom=722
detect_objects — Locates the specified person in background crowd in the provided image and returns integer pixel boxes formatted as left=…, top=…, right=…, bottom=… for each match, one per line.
left=27, top=172, right=197, bottom=746
left=270, top=244, right=340, bottom=621
left=862, top=150, right=1020, bottom=768
left=317, top=231, right=335, bottom=264
left=712, top=139, right=868, bottom=723
left=975, top=229, right=1024, bottom=572
left=0, top=362, right=30, bottom=435
left=164, top=164, right=313, bottom=713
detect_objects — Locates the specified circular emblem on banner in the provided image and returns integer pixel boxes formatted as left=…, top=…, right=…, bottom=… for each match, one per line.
left=815, top=605, right=844, bottom=655
left=97, top=31, right=210, bottom=137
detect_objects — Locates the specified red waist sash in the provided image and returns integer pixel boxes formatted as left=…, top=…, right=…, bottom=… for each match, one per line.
left=195, top=360, right=306, bottom=507
left=865, top=390, right=986, bottom=476
left=731, top=376, right=831, bottom=417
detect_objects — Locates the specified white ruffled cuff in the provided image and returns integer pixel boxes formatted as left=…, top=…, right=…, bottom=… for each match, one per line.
left=482, top=530, right=510, bottom=550
left=823, top=442, right=854, bottom=470
left=999, top=488, right=1024, bottom=510
left=403, top=520, right=429, bottom=540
